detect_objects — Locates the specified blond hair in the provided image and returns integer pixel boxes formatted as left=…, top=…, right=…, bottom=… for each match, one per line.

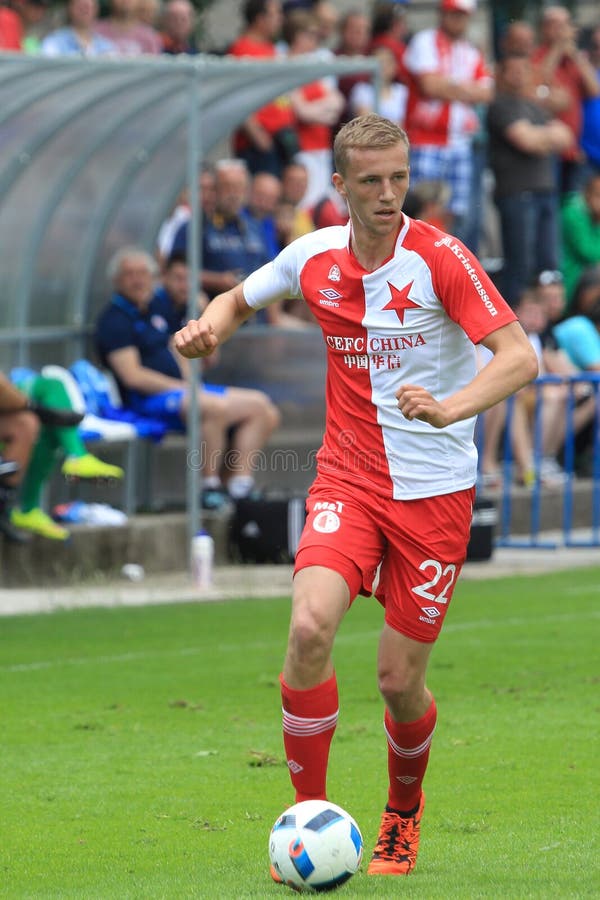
left=333, top=114, right=409, bottom=176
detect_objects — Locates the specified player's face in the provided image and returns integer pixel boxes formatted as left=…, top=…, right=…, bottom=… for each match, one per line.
left=333, top=142, right=410, bottom=239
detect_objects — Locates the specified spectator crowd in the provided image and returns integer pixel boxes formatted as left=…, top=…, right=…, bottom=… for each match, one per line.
left=1, top=0, right=600, bottom=538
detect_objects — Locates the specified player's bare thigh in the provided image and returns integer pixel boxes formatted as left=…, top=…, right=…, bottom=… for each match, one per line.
left=283, top=566, right=351, bottom=689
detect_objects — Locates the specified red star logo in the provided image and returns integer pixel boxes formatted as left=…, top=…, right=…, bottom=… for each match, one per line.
left=382, top=281, right=420, bottom=324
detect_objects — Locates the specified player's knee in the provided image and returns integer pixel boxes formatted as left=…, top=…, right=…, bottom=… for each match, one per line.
left=377, top=664, right=422, bottom=712
left=289, top=605, right=335, bottom=661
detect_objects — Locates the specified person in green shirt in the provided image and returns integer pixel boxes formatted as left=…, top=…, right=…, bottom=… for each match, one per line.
left=561, top=171, right=600, bottom=309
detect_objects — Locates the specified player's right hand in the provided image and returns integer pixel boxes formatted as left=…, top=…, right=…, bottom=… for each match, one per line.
left=174, top=318, right=219, bottom=359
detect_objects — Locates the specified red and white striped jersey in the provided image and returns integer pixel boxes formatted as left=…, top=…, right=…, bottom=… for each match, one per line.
left=403, top=28, right=492, bottom=147
left=243, top=216, right=516, bottom=500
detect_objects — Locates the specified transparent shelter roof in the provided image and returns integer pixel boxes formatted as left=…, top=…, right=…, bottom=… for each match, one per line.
left=0, top=52, right=377, bottom=367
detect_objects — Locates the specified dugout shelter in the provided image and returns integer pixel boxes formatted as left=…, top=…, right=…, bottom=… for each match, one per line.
left=0, top=52, right=379, bottom=535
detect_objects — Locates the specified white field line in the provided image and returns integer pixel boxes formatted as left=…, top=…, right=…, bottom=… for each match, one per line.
left=2, top=609, right=599, bottom=675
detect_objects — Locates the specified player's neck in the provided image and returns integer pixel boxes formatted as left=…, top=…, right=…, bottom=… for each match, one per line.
left=350, top=227, right=399, bottom=272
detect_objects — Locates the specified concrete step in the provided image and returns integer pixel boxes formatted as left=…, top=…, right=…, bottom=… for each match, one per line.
left=1, top=480, right=596, bottom=588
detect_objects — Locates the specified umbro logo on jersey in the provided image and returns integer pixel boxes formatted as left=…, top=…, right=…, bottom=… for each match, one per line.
left=320, top=288, right=342, bottom=301
left=328, top=264, right=341, bottom=281
left=319, top=288, right=342, bottom=307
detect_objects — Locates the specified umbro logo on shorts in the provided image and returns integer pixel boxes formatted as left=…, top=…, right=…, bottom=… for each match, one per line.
left=419, top=606, right=441, bottom=626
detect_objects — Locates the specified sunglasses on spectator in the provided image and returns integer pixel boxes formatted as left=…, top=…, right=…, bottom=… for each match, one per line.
left=537, top=270, right=563, bottom=287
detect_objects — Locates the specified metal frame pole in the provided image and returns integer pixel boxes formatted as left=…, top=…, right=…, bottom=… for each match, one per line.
left=186, top=67, right=202, bottom=559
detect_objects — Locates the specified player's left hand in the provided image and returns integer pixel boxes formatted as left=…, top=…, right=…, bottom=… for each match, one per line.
left=395, top=384, right=451, bottom=429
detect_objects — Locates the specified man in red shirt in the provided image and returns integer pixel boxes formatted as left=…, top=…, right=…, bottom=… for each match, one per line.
left=403, top=0, right=493, bottom=244
left=175, top=115, right=538, bottom=879
left=532, top=5, right=600, bottom=195
left=228, top=0, right=297, bottom=177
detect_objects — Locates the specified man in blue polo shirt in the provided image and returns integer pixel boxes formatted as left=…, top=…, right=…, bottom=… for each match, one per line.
left=171, top=158, right=270, bottom=299
left=95, top=247, right=280, bottom=507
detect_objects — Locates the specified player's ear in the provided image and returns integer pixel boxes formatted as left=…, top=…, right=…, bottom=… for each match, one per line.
left=332, top=173, right=346, bottom=198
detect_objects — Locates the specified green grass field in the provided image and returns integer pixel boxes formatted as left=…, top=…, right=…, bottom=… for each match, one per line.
left=2, top=567, right=599, bottom=899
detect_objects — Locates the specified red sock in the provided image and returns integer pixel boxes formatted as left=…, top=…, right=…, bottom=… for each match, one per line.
left=280, top=672, right=339, bottom=802
left=385, top=698, right=437, bottom=812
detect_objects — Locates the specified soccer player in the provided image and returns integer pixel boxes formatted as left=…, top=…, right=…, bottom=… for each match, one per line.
left=174, top=115, right=538, bottom=877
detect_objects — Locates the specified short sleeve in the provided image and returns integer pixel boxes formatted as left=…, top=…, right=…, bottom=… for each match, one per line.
left=95, top=308, right=137, bottom=357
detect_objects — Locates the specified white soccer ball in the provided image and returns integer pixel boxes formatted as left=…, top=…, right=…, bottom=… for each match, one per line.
left=269, top=799, right=363, bottom=892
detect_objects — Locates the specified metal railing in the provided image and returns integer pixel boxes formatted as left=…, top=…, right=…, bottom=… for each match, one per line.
left=489, top=374, right=600, bottom=549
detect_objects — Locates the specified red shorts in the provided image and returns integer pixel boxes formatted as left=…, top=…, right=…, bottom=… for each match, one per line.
left=294, top=475, right=476, bottom=643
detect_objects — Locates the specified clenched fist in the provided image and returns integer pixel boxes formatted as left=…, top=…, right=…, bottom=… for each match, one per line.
left=174, top=319, right=219, bottom=359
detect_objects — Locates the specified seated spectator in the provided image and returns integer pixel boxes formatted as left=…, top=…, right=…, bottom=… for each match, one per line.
left=95, top=247, right=281, bottom=508
left=349, top=45, right=408, bottom=127
left=560, top=171, right=600, bottom=309
left=160, top=0, right=198, bottom=54
left=1, top=370, right=122, bottom=540
left=309, top=191, right=348, bottom=229
left=152, top=251, right=207, bottom=325
left=273, top=198, right=296, bottom=251
left=553, top=264, right=600, bottom=371
left=172, top=159, right=268, bottom=299
left=171, top=159, right=298, bottom=326
left=514, top=290, right=574, bottom=483
left=0, top=0, right=48, bottom=52
left=476, top=291, right=575, bottom=489
left=280, top=162, right=316, bottom=238
left=531, top=267, right=598, bottom=473
left=534, top=268, right=567, bottom=336
left=0, top=374, right=39, bottom=541
left=156, top=166, right=216, bottom=265
left=475, top=343, right=540, bottom=489
left=95, top=0, right=162, bottom=55
left=402, top=179, right=452, bottom=231
left=243, top=171, right=282, bottom=259
left=40, top=0, right=116, bottom=57
left=279, top=160, right=347, bottom=232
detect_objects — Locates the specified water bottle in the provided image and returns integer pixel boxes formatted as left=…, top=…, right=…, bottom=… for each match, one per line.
left=191, top=530, right=214, bottom=589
